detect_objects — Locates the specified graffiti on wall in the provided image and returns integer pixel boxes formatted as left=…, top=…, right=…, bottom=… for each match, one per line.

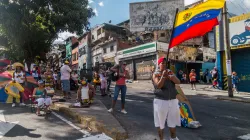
left=130, top=0, right=184, bottom=32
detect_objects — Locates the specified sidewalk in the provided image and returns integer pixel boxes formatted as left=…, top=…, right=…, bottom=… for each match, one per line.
left=50, top=91, right=127, bottom=140
left=126, top=80, right=250, bottom=103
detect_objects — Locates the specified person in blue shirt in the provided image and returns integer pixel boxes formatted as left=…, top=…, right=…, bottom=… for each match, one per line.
left=232, top=72, right=240, bottom=94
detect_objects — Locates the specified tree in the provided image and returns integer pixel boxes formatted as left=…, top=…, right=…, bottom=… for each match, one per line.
left=0, top=0, right=94, bottom=64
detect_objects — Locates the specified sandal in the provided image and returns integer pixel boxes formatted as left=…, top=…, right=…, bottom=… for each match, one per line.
left=36, top=112, right=42, bottom=116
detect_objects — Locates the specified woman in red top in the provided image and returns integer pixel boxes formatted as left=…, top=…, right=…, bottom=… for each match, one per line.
left=108, top=62, right=130, bottom=114
left=189, top=69, right=197, bottom=90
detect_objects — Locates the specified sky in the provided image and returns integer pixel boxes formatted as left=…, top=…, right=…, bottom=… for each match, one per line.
left=54, top=0, right=250, bottom=44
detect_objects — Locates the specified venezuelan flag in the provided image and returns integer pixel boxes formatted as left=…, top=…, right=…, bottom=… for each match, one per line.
left=169, top=0, right=225, bottom=48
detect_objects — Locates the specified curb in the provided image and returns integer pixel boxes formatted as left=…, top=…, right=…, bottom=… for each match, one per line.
left=50, top=102, right=128, bottom=140
left=217, top=97, right=250, bottom=103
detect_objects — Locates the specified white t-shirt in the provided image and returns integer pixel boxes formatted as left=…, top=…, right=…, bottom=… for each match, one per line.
left=53, top=73, right=58, bottom=81
left=71, top=74, right=78, bottom=81
left=14, top=71, right=25, bottom=84
left=60, top=65, right=72, bottom=80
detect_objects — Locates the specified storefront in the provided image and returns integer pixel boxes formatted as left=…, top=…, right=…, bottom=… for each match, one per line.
left=216, top=13, right=250, bottom=92
left=117, top=42, right=158, bottom=80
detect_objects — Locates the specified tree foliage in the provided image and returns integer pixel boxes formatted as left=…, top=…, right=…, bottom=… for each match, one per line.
left=0, top=0, right=94, bottom=62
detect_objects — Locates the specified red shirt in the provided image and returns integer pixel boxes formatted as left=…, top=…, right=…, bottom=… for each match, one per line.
left=116, top=70, right=127, bottom=85
left=189, top=72, right=196, bottom=81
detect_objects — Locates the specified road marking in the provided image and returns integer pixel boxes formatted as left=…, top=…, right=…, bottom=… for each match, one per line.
left=77, top=133, right=113, bottom=140
left=52, top=112, right=91, bottom=136
left=238, top=134, right=250, bottom=140
left=52, top=112, right=113, bottom=139
left=0, top=112, right=19, bottom=138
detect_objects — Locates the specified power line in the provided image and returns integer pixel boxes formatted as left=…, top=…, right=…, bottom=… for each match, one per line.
left=241, top=0, right=250, bottom=13
left=228, top=0, right=248, bottom=14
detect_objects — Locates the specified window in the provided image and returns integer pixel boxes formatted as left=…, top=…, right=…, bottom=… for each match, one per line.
left=188, top=57, right=192, bottom=60
left=160, top=33, right=165, bottom=37
left=97, top=28, right=102, bottom=36
left=176, top=56, right=178, bottom=60
left=206, top=56, right=209, bottom=59
left=92, top=35, right=94, bottom=40
left=103, top=48, right=107, bottom=54
left=72, top=53, right=76, bottom=61
left=110, top=46, right=114, bottom=52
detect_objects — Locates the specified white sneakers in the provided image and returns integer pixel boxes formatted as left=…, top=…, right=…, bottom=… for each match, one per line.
left=170, top=137, right=179, bottom=140
left=107, top=108, right=113, bottom=113
left=20, top=103, right=26, bottom=106
left=12, top=103, right=26, bottom=107
left=107, top=108, right=128, bottom=114
left=121, top=109, right=127, bottom=114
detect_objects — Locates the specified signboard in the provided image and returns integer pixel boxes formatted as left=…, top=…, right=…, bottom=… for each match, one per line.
left=215, top=25, right=221, bottom=51
left=129, top=0, right=184, bottom=32
left=157, top=42, right=169, bottom=52
left=226, top=60, right=232, bottom=76
left=117, top=42, right=156, bottom=59
left=230, top=18, right=250, bottom=47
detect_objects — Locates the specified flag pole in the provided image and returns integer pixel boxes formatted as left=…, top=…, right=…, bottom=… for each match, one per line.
left=166, top=8, right=179, bottom=69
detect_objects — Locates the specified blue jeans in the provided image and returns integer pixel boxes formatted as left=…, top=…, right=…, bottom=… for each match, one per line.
left=113, top=85, right=127, bottom=104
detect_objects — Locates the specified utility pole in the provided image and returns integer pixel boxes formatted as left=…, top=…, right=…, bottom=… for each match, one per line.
left=222, top=2, right=233, bottom=97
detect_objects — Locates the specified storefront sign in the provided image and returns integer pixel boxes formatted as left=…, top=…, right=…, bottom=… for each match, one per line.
left=117, top=42, right=156, bottom=59
left=215, top=25, right=221, bottom=51
left=229, top=13, right=250, bottom=48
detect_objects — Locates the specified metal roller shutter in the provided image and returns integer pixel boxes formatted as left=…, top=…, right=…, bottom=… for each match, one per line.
left=231, top=49, right=250, bottom=92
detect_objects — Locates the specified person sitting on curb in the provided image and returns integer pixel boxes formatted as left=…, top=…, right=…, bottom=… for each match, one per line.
left=77, top=80, right=95, bottom=106
left=32, top=80, right=52, bottom=116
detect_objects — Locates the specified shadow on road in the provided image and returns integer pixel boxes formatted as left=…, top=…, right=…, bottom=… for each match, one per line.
left=4, top=124, right=41, bottom=138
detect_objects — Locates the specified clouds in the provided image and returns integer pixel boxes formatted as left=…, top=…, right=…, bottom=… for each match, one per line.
left=53, top=32, right=78, bottom=45
left=93, top=8, right=98, bottom=16
left=98, top=1, right=104, bottom=7
left=88, top=0, right=94, bottom=4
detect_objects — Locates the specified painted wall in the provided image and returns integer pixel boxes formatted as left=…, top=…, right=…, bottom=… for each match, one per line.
left=72, top=47, right=78, bottom=65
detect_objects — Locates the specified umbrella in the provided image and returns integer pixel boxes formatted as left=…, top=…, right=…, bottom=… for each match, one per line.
left=0, top=59, right=11, bottom=69
left=13, top=62, right=24, bottom=69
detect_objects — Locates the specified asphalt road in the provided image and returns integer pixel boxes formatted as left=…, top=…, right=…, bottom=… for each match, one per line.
left=99, top=88, right=250, bottom=140
left=0, top=103, right=111, bottom=140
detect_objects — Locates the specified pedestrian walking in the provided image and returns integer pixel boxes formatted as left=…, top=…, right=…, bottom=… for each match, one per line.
left=211, top=67, right=218, bottom=89
left=178, top=70, right=183, bottom=81
left=152, top=57, right=181, bottom=140
left=71, top=71, right=78, bottom=84
left=106, top=68, right=112, bottom=92
left=53, top=70, right=58, bottom=89
left=100, top=71, right=107, bottom=96
left=189, top=69, right=197, bottom=90
left=203, top=69, right=210, bottom=83
left=12, top=66, right=26, bottom=107
left=232, top=71, right=240, bottom=94
left=93, top=71, right=101, bottom=91
left=108, top=62, right=130, bottom=114
left=60, top=61, right=72, bottom=99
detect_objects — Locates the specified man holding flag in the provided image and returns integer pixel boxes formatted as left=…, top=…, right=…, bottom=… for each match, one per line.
left=152, top=0, right=225, bottom=140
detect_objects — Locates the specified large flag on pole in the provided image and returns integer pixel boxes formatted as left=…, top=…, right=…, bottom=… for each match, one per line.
left=169, top=0, right=225, bottom=48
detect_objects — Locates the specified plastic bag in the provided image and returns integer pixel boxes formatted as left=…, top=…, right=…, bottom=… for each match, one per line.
left=188, top=121, right=202, bottom=128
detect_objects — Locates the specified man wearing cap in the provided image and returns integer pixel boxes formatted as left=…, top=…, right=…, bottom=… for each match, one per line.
left=108, top=61, right=130, bottom=114
left=152, top=57, right=181, bottom=140
left=60, top=61, right=72, bottom=99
